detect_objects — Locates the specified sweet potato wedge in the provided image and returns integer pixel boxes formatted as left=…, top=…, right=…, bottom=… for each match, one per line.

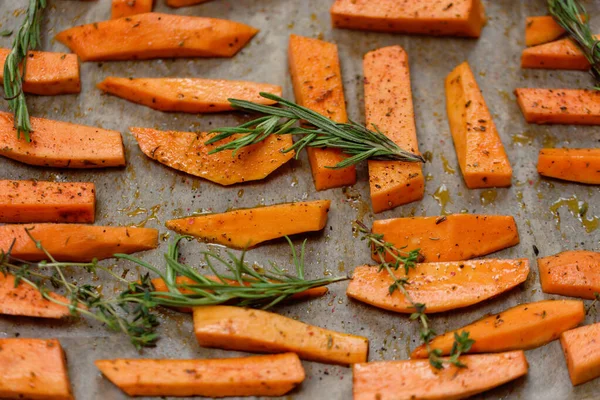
left=561, top=322, right=600, bottom=385
left=0, top=273, right=71, bottom=319
left=515, top=88, right=600, bottom=125
left=0, top=338, right=73, bottom=400
left=131, top=127, right=293, bottom=186
left=0, top=224, right=158, bottom=262
left=55, top=13, right=258, bottom=61
left=288, top=34, right=356, bottom=191
left=446, top=62, right=512, bottom=188
left=525, top=16, right=571, bottom=47
left=521, top=38, right=591, bottom=70
left=0, top=49, right=80, bottom=95
left=411, top=300, right=585, bottom=358
left=353, top=351, right=528, bottom=400
left=0, top=180, right=95, bottom=223
left=95, top=353, right=305, bottom=397
left=0, top=112, right=125, bottom=168
left=372, top=214, right=519, bottom=263
left=537, top=148, right=600, bottom=184
left=166, top=200, right=330, bottom=249
left=111, top=0, right=153, bottom=19
left=330, top=0, right=486, bottom=37
left=538, top=251, right=600, bottom=299
left=363, top=46, right=424, bottom=212
left=166, top=0, right=212, bottom=7
left=348, top=259, right=529, bottom=313
left=98, top=77, right=281, bottom=113
left=193, top=305, right=369, bottom=365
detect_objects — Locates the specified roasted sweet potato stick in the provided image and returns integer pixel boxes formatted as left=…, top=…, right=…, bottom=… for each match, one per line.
left=96, top=353, right=305, bottom=397
left=111, top=0, right=153, bottom=19
left=288, top=34, right=356, bottom=190
left=538, top=251, right=600, bottom=299
left=166, top=200, right=330, bottom=249
left=411, top=300, right=585, bottom=358
left=446, top=62, right=512, bottom=188
left=98, top=77, right=281, bottom=113
left=330, top=0, right=486, bottom=37
left=0, top=180, right=95, bottom=223
left=0, top=224, right=158, bottom=262
left=0, top=48, right=79, bottom=95
left=0, top=338, right=73, bottom=400
left=353, top=351, right=528, bottom=400
left=537, top=148, right=600, bottom=184
left=0, top=273, right=71, bottom=319
left=561, top=322, right=600, bottom=386
left=525, top=16, right=573, bottom=47
left=0, top=112, right=125, bottom=168
left=56, top=13, right=258, bottom=61
left=521, top=37, right=592, bottom=70
left=193, top=305, right=369, bottom=365
left=131, top=127, right=293, bottom=186
left=372, top=214, right=519, bottom=263
left=348, top=259, right=529, bottom=313
left=363, top=46, right=424, bottom=212
left=515, top=88, right=600, bottom=125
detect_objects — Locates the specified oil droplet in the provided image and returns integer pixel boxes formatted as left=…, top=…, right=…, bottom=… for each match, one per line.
left=130, top=204, right=161, bottom=228
left=432, top=184, right=453, bottom=215
left=126, top=207, right=147, bottom=217
left=310, top=13, right=317, bottom=21
left=237, top=189, right=244, bottom=198
left=291, top=176, right=299, bottom=187
left=515, top=191, right=525, bottom=209
left=191, top=180, right=201, bottom=191
left=133, top=189, right=140, bottom=199
left=338, top=261, right=345, bottom=272
left=287, top=22, right=295, bottom=29
left=323, top=268, right=332, bottom=276
left=440, top=155, right=456, bottom=174
left=343, top=187, right=371, bottom=221
left=192, top=208, right=212, bottom=216
left=160, top=232, right=171, bottom=241
left=550, top=195, right=599, bottom=233
left=480, top=189, right=497, bottom=206
left=511, top=131, right=534, bottom=146
left=423, top=151, right=433, bottom=162
left=425, top=173, right=434, bottom=181
left=542, top=134, right=557, bottom=148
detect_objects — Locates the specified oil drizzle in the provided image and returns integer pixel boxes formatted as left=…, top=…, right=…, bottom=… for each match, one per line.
left=128, top=204, right=162, bottom=228
left=480, top=189, right=497, bottom=206
left=550, top=195, right=599, bottom=233
left=432, top=184, right=453, bottom=215
left=440, top=155, right=456, bottom=174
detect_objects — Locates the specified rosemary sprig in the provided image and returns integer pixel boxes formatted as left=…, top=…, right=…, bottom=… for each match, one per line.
left=548, top=0, right=600, bottom=86
left=2, top=0, right=46, bottom=141
left=355, top=221, right=474, bottom=369
left=206, top=93, right=425, bottom=169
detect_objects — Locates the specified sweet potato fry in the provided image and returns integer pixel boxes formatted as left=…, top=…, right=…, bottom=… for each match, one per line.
left=347, top=259, right=529, bottom=313
left=411, top=300, right=585, bottom=358
left=561, top=322, right=600, bottom=386
left=288, top=34, right=356, bottom=190
left=525, top=16, right=573, bottom=47
left=98, top=77, right=281, bottom=113
left=166, top=200, right=330, bottom=249
left=111, top=0, right=152, bottom=19
left=363, top=46, right=424, bottom=212
left=56, top=13, right=258, bottom=61
left=0, top=273, right=71, bottom=319
left=0, top=112, right=125, bottom=168
left=96, top=353, right=305, bottom=397
left=330, top=0, right=486, bottom=37
left=0, top=338, right=73, bottom=400
left=193, top=305, right=369, bottom=365
left=0, top=180, right=95, bottom=223
left=537, top=148, right=600, bottom=184
left=446, top=62, right=512, bottom=188
left=515, top=88, right=600, bottom=125
left=521, top=38, right=591, bottom=70
left=0, top=224, right=158, bottom=262
left=131, top=127, right=293, bottom=186
left=0, top=49, right=80, bottom=95
left=372, top=214, right=519, bottom=263
left=538, top=251, right=600, bottom=299
left=353, top=351, right=528, bottom=400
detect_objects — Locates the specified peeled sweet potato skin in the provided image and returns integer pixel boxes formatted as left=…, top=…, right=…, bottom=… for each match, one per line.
left=193, top=305, right=369, bottom=365
left=111, top=0, right=153, bottom=19
left=411, top=300, right=585, bottom=358
left=131, top=127, right=293, bottom=186
left=166, top=200, right=331, bottom=249
left=347, top=259, right=529, bottom=313
left=561, top=322, right=600, bottom=386
left=363, top=46, right=424, bottom=212
left=515, top=88, right=600, bottom=125
left=353, top=351, right=528, bottom=400
left=538, top=250, right=600, bottom=299
left=95, top=353, right=305, bottom=397
left=521, top=38, right=590, bottom=70
left=0, top=273, right=72, bottom=319
left=372, top=214, right=520, bottom=263
left=537, top=148, right=600, bottom=184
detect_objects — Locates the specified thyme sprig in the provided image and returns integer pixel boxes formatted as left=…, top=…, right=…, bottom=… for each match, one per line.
left=206, top=93, right=425, bottom=169
left=355, top=221, right=474, bottom=369
left=2, top=0, right=47, bottom=141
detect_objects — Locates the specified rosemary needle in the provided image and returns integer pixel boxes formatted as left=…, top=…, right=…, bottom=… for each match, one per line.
left=206, top=92, right=425, bottom=169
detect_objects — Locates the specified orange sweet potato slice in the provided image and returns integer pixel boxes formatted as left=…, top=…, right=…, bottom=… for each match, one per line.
left=0, top=273, right=71, bottom=319
left=515, top=88, right=600, bottom=125
left=537, top=148, right=600, bottom=184
left=111, top=0, right=153, bottom=19
left=538, top=250, right=600, bottom=299
left=561, top=322, right=600, bottom=386
left=525, top=16, right=571, bottom=47
left=521, top=37, right=591, bottom=70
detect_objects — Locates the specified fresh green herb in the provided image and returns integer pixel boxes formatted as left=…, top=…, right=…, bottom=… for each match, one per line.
left=586, top=292, right=600, bottom=316
left=2, top=0, right=47, bottom=141
left=548, top=0, right=600, bottom=87
left=355, top=221, right=474, bottom=369
left=0, top=30, right=12, bottom=37
left=206, top=93, right=425, bottom=169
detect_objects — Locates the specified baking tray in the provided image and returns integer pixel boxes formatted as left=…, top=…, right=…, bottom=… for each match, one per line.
left=0, top=0, right=599, bottom=399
